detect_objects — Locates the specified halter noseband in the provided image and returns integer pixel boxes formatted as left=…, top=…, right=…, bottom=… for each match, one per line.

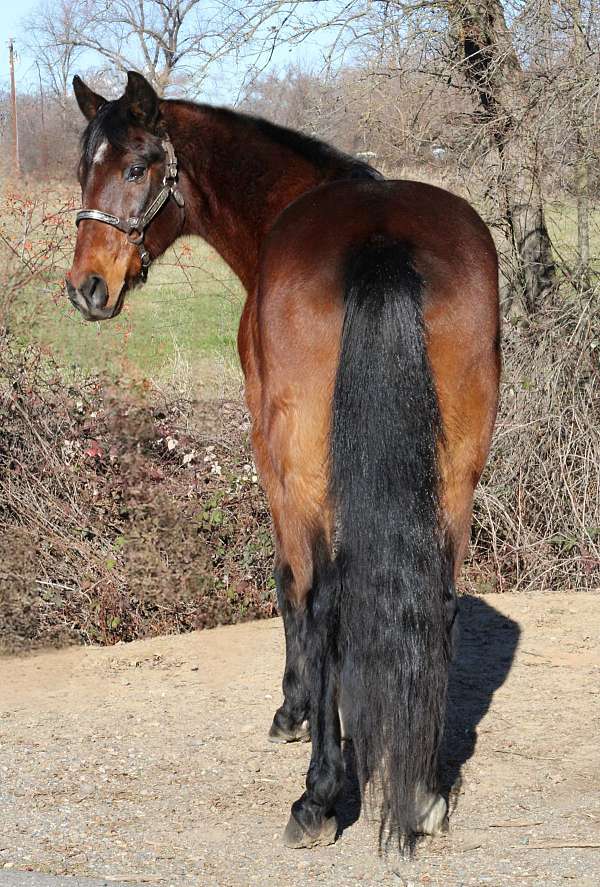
left=75, top=135, right=184, bottom=281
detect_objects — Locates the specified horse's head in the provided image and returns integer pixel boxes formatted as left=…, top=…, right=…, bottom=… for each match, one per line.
left=67, top=72, right=184, bottom=321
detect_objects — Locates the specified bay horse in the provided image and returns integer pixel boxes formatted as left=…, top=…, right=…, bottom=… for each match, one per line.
left=67, top=71, right=500, bottom=853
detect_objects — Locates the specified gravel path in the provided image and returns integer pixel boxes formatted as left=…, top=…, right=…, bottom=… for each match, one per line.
left=1, top=592, right=599, bottom=886
left=0, top=874, right=145, bottom=887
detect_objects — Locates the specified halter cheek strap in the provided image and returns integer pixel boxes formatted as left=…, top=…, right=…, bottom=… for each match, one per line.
left=75, top=135, right=185, bottom=281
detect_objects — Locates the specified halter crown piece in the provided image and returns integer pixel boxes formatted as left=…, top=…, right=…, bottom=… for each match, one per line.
left=75, top=135, right=185, bottom=281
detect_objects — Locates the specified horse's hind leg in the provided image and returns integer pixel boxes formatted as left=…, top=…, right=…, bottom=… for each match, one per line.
left=268, top=559, right=310, bottom=743
left=238, top=317, right=308, bottom=741
left=266, top=510, right=343, bottom=846
left=283, top=547, right=343, bottom=848
left=250, top=423, right=326, bottom=743
left=252, top=391, right=344, bottom=844
left=412, top=378, right=498, bottom=836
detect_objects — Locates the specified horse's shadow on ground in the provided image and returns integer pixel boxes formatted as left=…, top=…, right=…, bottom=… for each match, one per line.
left=335, top=594, right=521, bottom=834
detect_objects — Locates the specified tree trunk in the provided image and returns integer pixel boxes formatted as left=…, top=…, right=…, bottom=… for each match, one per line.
left=448, top=0, right=555, bottom=316
left=570, top=0, right=591, bottom=287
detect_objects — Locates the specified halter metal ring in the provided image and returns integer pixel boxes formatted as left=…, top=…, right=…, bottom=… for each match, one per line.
left=127, top=229, right=144, bottom=246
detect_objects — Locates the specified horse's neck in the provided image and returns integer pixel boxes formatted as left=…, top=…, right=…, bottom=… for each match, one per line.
left=163, top=102, right=350, bottom=291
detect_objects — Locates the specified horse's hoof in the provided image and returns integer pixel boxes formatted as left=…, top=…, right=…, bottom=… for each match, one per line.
left=415, top=792, right=448, bottom=836
left=268, top=718, right=310, bottom=744
left=282, top=812, right=337, bottom=849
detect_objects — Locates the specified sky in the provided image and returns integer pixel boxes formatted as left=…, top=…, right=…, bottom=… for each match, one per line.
left=0, top=1, right=346, bottom=103
left=0, top=0, right=45, bottom=93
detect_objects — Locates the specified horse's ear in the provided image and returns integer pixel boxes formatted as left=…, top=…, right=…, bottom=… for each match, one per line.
left=73, top=76, right=107, bottom=121
left=124, top=71, right=160, bottom=129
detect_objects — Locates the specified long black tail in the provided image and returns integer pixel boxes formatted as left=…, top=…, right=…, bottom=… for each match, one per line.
left=332, top=236, right=451, bottom=851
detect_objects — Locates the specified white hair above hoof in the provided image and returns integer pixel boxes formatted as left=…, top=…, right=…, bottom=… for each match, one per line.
left=415, top=788, right=448, bottom=836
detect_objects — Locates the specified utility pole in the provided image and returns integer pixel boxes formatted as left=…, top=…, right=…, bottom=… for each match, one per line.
left=9, top=38, right=21, bottom=177
left=36, top=61, right=49, bottom=173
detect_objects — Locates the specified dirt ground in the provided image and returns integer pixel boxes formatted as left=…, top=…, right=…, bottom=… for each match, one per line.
left=1, top=592, right=599, bottom=887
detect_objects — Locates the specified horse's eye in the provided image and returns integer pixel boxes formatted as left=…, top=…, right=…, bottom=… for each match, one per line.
left=127, top=165, right=147, bottom=182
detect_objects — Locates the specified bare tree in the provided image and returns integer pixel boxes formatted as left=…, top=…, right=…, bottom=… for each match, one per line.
left=22, top=0, right=85, bottom=110
left=446, top=0, right=556, bottom=314
left=223, top=0, right=567, bottom=315
left=562, top=0, right=594, bottom=284
left=23, top=0, right=230, bottom=96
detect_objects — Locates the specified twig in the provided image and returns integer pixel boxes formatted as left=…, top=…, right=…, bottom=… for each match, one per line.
left=493, top=748, right=560, bottom=762
left=525, top=842, right=600, bottom=850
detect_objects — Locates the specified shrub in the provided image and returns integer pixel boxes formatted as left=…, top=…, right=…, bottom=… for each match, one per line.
left=0, top=184, right=75, bottom=324
left=468, top=289, right=599, bottom=591
left=0, top=332, right=275, bottom=653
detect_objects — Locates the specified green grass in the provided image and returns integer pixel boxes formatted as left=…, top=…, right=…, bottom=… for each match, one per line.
left=11, top=237, right=245, bottom=393
left=545, top=202, right=600, bottom=271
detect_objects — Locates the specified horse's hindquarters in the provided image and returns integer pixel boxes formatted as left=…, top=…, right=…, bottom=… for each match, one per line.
left=244, top=177, right=500, bottom=851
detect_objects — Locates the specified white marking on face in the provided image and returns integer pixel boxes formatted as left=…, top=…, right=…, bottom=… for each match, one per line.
left=93, top=141, right=109, bottom=164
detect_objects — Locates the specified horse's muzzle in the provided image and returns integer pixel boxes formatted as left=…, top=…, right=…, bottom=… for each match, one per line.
left=65, top=275, right=122, bottom=321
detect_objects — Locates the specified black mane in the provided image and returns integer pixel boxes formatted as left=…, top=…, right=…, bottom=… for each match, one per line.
left=202, top=104, right=383, bottom=181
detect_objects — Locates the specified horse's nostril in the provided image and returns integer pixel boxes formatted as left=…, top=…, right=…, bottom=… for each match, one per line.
left=81, top=275, right=108, bottom=309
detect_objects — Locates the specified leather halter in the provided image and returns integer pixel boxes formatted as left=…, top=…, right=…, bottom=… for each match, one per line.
left=75, top=135, right=184, bottom=281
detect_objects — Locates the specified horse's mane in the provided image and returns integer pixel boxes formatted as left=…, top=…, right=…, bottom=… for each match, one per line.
left=80, top=96, right=383, bottom=182
left=182, top=102, right=383, bottom=181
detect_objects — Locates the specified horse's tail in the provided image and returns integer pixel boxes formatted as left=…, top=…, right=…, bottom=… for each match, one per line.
left=332, top=236, right=452, bottom=851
